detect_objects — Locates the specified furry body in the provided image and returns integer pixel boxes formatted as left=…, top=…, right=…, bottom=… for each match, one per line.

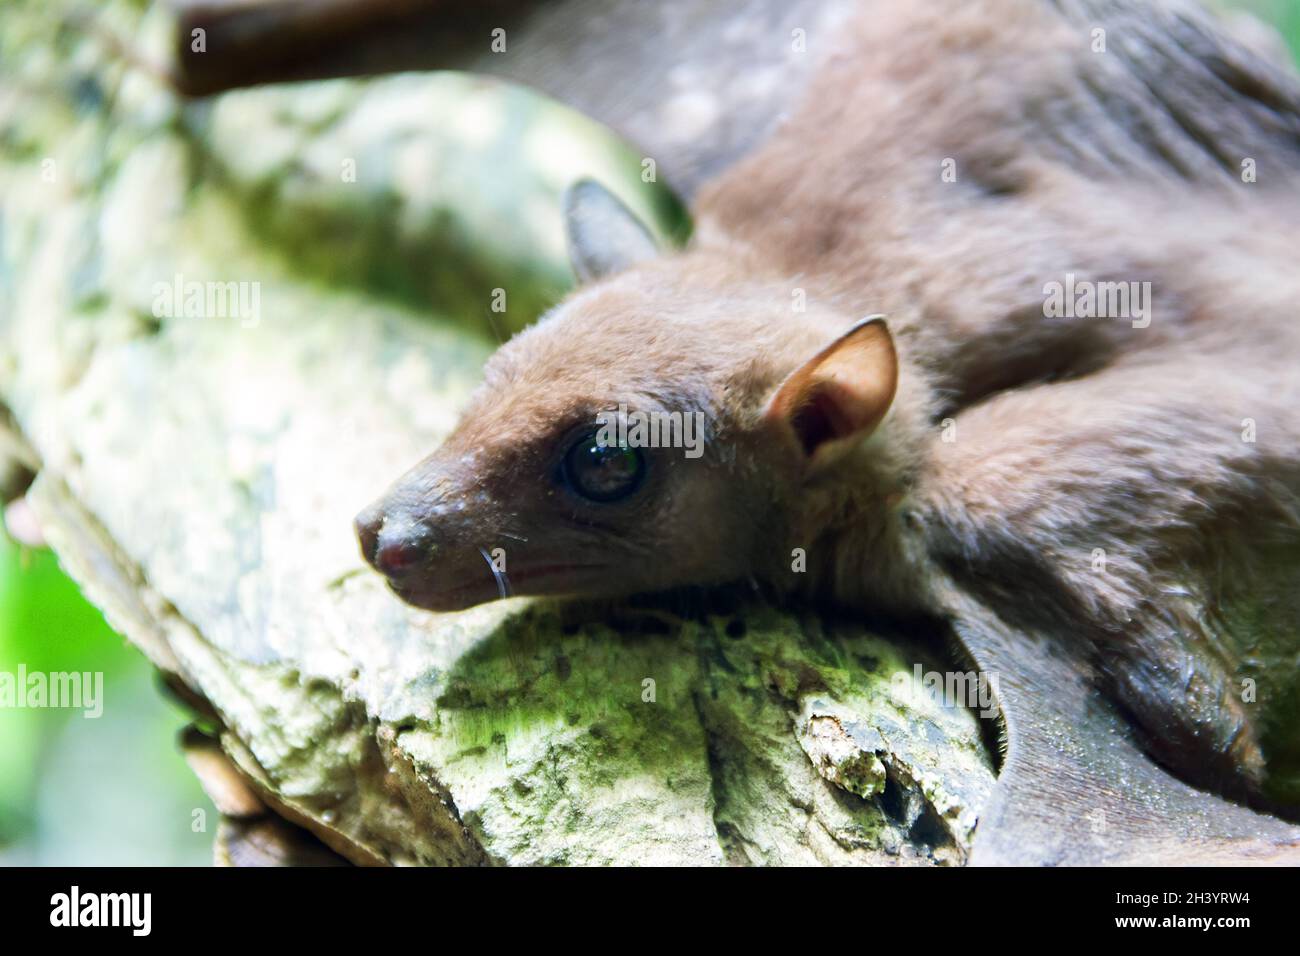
left=358, top=0, right=1300, bottom=854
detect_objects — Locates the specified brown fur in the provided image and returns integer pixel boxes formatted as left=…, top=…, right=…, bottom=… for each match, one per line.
left=358, top=0, right=1300, bottom=853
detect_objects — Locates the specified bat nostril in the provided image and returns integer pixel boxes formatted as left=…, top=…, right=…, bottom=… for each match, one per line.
left=376, top=536, right=426, bottom=575
left=369, top=518, right=434, bottom=577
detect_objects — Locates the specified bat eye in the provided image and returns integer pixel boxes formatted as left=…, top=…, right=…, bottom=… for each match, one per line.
left=562, top=431, right=646, bottom=502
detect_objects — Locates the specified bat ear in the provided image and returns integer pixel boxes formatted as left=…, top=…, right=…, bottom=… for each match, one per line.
left=764, top=317, right=899, bottom=470
left=563, top=178, right=661, bottom=283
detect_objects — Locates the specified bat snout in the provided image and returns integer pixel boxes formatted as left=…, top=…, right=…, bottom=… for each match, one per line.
left=354, top=504, right=435, bottom=579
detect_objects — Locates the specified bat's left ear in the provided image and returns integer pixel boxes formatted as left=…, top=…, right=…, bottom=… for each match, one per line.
left=764, top=316, right=898, bottom=471
left=563, top=179, right=661, bottom=283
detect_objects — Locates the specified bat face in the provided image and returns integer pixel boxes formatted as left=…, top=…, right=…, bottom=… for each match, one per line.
left=354, top=266, right=809, bottom=612
left=353, top=179, right=907, bottom=613
left=353, top=413, right=764, bottom=613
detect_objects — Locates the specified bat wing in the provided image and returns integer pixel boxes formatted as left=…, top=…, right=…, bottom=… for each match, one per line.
left=947, top=592, right=1300, bottom=866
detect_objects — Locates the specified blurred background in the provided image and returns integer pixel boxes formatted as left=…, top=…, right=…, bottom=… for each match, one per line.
left=0, top=0, right=1297, bottom=866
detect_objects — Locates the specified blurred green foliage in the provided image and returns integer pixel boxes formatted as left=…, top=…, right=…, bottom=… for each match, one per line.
left=0, top=0, right=1296, bottom=867
left=0, top=539, right=214, bottom=864
left=1231, top=0, right=1300, bottom=58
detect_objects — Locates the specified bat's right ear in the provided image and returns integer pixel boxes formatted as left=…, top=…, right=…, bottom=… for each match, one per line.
left=563, top=179, right=661, bottom=283
left=764, top=316, right=898, bottom=472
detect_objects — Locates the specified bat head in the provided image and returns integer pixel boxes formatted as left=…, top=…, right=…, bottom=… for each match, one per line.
left=355, top=180, right=899, bottom=611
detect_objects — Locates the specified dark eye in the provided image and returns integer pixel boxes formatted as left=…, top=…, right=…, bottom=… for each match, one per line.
left=561, top=431, right=646, bottom=502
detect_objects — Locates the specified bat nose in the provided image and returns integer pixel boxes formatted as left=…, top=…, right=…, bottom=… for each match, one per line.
left=376, top=532, right=428, bottom=575
left=354, top=506, right=433, bottom=577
